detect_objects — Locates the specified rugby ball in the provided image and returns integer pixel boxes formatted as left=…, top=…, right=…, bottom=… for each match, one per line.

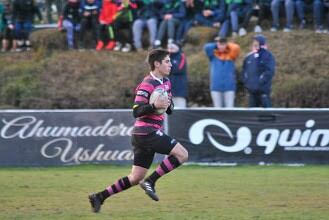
left=149, top=88, right=168, bottom=115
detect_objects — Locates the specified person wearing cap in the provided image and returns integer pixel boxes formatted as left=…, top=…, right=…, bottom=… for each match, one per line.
left=241, top=35, right=275, bottom=108
left=168, top=43, right=188, bottom=108
left=203, top=37, right=240, bottom=108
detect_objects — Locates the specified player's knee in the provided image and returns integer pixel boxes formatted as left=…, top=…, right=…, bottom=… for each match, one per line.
left=172, top=143, right=188, bottom=164
left=128, top=173, right=145, bottom=185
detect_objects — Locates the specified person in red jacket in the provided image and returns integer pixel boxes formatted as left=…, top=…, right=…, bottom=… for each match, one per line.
left=96, top=0, right=120, bottom=50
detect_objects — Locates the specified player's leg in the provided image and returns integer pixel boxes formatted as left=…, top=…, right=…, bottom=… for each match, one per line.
left=88, top=137, right=155, bottom=213
left=141, top=132, right=188, bottom=201
left=89, top=165, right=148, bottom=213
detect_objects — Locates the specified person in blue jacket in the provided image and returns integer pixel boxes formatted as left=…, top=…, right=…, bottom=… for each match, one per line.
left=168, top=43, right=188, bottom=108
left=204, top=36, right=240, bottom=108
left=153, top=0, right=186, bottom=48
left=241, top=34, right=275, bottom=108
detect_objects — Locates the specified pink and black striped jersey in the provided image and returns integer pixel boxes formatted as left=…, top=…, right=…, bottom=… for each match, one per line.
left=132, top=73, right=172, bottom=135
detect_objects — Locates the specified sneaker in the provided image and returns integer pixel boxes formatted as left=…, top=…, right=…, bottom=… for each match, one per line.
left=96, top=41, right=104, bottom=51
left=113, top=42, right=122, bottom=51
left=232, top=32, right=238, bottom=38
left=140, top=181, right=159, bottom=201
left=323, top=29, right=329, bottom=34
left=270, top=27, right=278, bottom=32
left=315, top=29, right=323, bottom=34
left=238, top=28, right=247, bottom=36
left=153, top=40, right=161, bottom=48
left=88, top=193, right=103, bottom=213
left=105, top=41, right=115, bottom=50
left=254, top=25, right=262, bottom=33
left=121, top=43, right=132, bottom=52
left=283, top=27, right=291, bottom=32
left=167, top=38, right=174, bottom=44
left=299, top=20, right=306, bottom=29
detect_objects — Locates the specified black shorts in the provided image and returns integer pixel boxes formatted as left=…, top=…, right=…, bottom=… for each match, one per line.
left=131, top=130, right=178, bottom=169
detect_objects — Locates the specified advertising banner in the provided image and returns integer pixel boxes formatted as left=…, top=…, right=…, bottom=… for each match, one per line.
left=0, top=110, right=136, bottom=166
left=168, top=109, right=329, bottom=165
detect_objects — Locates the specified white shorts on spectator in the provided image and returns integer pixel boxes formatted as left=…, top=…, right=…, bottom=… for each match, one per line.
left=211, top=91, right=235, bottom=108
left=172, top=97, right=187, bottom=108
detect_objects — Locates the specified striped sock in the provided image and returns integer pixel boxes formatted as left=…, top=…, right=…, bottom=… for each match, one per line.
left=146, top=155, right=181, bottom=185
left=99, top=176, right=132, bottom=201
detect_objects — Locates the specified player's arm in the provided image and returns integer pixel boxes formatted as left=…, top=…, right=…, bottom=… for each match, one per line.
left=133, top=85, right=155, bottom=118
left=133, top=103, right=155, bottom=118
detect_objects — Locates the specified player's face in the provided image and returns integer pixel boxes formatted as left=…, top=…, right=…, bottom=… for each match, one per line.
left=158, top=55, right=172, bottom=76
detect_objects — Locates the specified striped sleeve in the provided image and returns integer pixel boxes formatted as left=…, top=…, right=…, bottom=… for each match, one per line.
left=134, top=81, right=154, bottom=104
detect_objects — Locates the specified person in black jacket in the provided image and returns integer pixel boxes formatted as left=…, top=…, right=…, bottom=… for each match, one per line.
left=1, top=0, right=17, bottom=52
left=241, top=35, right=275, bottom=107
left=12, top=0, right=43, bottom=51
left=79, top=0, right=101, bottom=49
left=175, top=0, right=202, bottom=46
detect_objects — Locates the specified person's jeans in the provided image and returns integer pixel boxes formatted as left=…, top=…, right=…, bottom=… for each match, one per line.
left=63, top=20, right=81, bottom=48
left=132, top=18, right=157, bottom=49
left=313, top=0, right=329, bottom=29
left=176, top=19, right=194, bottom=43
left=248, top=92, right=272, bottom=107
left=15, top=21, right=33, bottom=40
left=271, top=0, right=305, bottom=28
left=211, top=91, right=235, bottom=108
left=156, top=18, right=180, bottom=43
left=218, top=19, right=230, bottom=37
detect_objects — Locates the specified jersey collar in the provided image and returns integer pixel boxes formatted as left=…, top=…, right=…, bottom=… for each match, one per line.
left=150, top=72, right=163, bottom=84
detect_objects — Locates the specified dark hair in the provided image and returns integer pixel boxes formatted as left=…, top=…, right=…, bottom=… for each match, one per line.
left=147, top=49, right=170, bottom=71
left=214, top=36, right=227, bottom=44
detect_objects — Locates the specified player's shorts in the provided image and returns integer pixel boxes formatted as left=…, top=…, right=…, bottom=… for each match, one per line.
left=131, top=130, right=178, bottom=169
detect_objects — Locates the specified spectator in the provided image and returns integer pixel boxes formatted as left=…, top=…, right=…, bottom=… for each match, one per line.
left=79, top=0, right=101, bottom=49
left=313, top=0, right=329, bottom=33
left=46, top=0, right=65, bottom=23
left=168, top=43, right=188, bottom=108
left=132, top=0, right=161, bottom=52
left=113, top=0, right=137, bottom=52
left=60, top=0, right=81, bottom=49
left=0, top=2, right=4, bottom=40
left=241, top=35, right=275, bottom=108
left=153, top=0, right=186, bottom=48
left=175, top=0, right=202, bottom=46
left=204, top=37, right=240, bottom=108
left=12, top=0, right=43, bottom=52
left=194, top=0, right=225, bottom=29
left=1, top=0, right=17, bottom=52
left=220, top=0, right=252, bottom=37
left=271, top=0, right=306, bottom=32
left=96, top=0, right=120, bottom=51
left=238, top=0, right=272, bottom=34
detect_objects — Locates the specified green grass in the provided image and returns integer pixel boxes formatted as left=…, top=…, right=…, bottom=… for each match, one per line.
left=0, top=165, right=328, bottom=220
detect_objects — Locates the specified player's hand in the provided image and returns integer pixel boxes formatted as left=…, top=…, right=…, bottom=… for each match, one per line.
left=153, top=96, right=169, bottom=109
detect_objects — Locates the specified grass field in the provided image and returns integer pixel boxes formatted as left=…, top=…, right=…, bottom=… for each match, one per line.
left=0, top=165, right=328, bottom=220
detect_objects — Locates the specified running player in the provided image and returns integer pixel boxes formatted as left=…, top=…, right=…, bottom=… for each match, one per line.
left=88, top=49, right=189, bottom=213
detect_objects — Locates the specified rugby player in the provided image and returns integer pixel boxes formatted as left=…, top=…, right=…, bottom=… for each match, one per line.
left=88, top=49, right=189, bottom=213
